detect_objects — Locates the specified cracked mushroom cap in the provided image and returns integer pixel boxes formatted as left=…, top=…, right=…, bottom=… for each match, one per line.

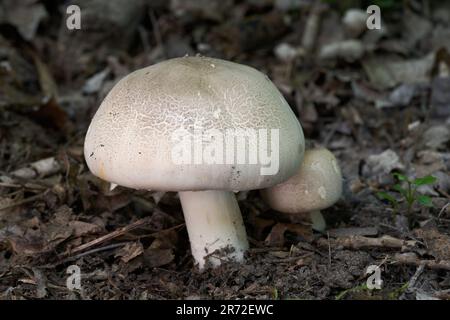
left=261, top=148, right=342, bottom=213
left=84, top=56, right=304, bottom=191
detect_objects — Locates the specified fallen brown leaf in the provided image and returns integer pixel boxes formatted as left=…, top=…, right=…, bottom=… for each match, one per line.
left=265, top=222, right=313, bottom=247
left=143, top=248, right=174, bottom=268
left=115, top=241, right=144, bottom=263
left=414, top=228, right=450, bottom=261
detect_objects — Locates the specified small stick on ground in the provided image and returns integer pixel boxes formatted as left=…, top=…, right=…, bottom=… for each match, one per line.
left=408, top=263, right=425, bottom=289
left=434, top=290, right=450, bottom=300
left=69, top=217, right=152, bottom=255
left=58, top=242, right=131, bottom=265
left=135, top=223, right=185, bottom=240
left=400, top=263, right=426, bottom=299
left=327, top=231, right=332, bottom=267
left=249, top=247, right=285, bottom=253
left=266, top=252, right=314, bottom=264
left=0, top=182, right=46, bottom=190
left=438, top=202, right=450, bottom=218
left=393, top=252, right=450, bottom=271
left=302, top=3, right=326, bottom=53
left=317, top=235, right=417, bottom=250
left=0, top=191, right=48, bottom=211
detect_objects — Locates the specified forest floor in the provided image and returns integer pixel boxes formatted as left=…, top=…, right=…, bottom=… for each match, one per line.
left=0, top=0, right=449, bottom=299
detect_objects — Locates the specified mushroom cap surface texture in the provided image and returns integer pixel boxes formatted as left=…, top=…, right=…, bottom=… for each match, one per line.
left=261, top=148, right=342, bottom=213
left=84, top=56, right=304, bottom=191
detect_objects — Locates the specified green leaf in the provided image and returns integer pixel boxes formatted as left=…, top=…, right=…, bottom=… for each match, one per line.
left=377, top=192, right=397, bottom=204
left=392, top=172, right=407, bottom=181
left=413, top=176, right=437, bottom=186
left=272, top=288, right=279, bottom=300
left=417, top=195, right=433, bottom=207
left=393, top=184, right=407, bottom=196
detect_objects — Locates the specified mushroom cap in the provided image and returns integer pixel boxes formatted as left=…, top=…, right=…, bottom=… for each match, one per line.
left=84, top=56, right=304, bottom=191
left=261, top=148, right=342, bottom=213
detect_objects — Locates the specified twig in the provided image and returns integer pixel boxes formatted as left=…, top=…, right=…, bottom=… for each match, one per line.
left=138, top=26, right=151, bottom=55
left=266, top=252, right=314, bottom=264
left=327, top=231, right=332, bottom=267
left=405, top=263, right=425, bottom=295
left=301, top=3, right=326, bottom=53
left=436, top=188, right=450, bottom=200
left=438, top=202, right=450, bottom=218
left=57, top=242, right=131, bottom=265
left=0, top=182, right=23, bottom=188
left=393, top=253, right=450, bottom=271
left=409, top=263, right=425, bottom=288
left=69, top=217, right=152, bottom=255
left=317, top=235, right=417, bottom=250
left=434, top=289, right=450, bottom=300
left=0, top=182, right=45, bottom=190
left=18, top=278, right=69, bottom=291
left=135, top=223, right=185, bottom=240
left=149, top=9, right=165, bottom=57
left=0, top=191, right=48, bottom=211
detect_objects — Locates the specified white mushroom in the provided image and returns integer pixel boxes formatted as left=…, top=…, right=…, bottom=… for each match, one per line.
left=261, top=148, right=342, bottom=232
left=84, top=56, right=305, bottom=269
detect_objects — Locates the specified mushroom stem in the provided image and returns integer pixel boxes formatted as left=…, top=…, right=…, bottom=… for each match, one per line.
left=310, top=210, right=326, bottom=232
left=179, top=190, right=249, bottom=269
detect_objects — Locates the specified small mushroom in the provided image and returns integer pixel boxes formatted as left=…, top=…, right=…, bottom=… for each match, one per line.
left=84, top=56, right=304, bottom=269
left=260, top=148, right=342, bottom=232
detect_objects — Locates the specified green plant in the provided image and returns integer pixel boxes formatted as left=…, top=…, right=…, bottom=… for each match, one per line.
left=272, top=287, right=279, bottom=300
left=377, top=173, right=437, bottom=215
left=335, top=283, right=378, bottom=300
left=387, top=282, right=409, bottom=300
